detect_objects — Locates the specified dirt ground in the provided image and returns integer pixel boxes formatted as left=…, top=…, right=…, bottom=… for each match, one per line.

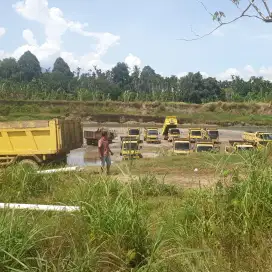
left=67, top=125, right=245, bottom=187
left=81, top=126, right=243, bottom=161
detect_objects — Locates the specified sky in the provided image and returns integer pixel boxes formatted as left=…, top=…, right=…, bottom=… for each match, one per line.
left=0, top=0, right=272, bottom=80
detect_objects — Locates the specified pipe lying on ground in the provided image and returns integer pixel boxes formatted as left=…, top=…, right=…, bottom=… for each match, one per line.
left=0, top=203, right=80, bottom=212
left=37, top=166, right=81, bottom=174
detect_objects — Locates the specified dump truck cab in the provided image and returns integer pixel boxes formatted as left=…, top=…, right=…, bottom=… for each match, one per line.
left=203, top=128, right=219, bottom=141
left=120, top=136, right=138, bottom=148
left=162, top=116, right=178, bottom=140
left=225, top=141, right=255, bottom=153
left=128, top=128, right=141, bottom=142
left=168, top=128, right=181, bottom=142
left=120, top=140, right=142, bottom=160
left=188, top=128, right=203, bottom=142
left=173, top=138, right=191, bottom=154
left=144, top=128, right=160, bottom=143
left=194, top=140, right=215, bottom=153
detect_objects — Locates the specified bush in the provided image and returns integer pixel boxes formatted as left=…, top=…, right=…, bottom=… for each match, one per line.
left=0, top=105, right=11, bottom=116
left=131, top=175, right=180, bottom=197
left=0, top=166, right=58, bottom=202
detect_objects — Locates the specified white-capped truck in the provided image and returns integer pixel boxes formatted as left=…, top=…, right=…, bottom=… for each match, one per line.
left=225, top=141, right=255, bottom=153
left=144, top=128, right=161, bottom=144
left=173, top=138, right=192, bottom=155
left=194, top=140, right=216, bottom=153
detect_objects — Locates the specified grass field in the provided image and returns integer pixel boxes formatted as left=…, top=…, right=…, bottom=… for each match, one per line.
left=1, top=150, right=272, bottom=271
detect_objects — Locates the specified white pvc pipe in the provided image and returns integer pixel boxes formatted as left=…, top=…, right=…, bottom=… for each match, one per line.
left=37, top=166, right=80, bottom=174
left=0, top=203, right=80, bottom=212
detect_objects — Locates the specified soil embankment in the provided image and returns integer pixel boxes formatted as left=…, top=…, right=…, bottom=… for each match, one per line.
left=1, top=100, right=272, bottom=126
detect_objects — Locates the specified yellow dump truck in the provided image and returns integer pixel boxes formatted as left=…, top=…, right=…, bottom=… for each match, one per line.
left=203, top=128, right=219, bottom=142
left=194, top=140, right=215, bottom=153
left=120, top=140, right=142, bottom=160
left=225, top=141, right=255, bottom=153
left=144, top=128, right=160, bottom=143
left=173, top=138, right=191, bottom=155
left=243, top=131, right=272, bottom=149
left=162, top=116, right=178, bottom=140
left=168, top=128, right=181, bottom=142
left=188, top=128, right=204, bottom=142
left=0, top=119, right=82, bottom=167
left=128, top=128, right=141, bottom=142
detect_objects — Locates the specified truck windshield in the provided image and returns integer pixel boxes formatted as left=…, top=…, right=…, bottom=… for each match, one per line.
left=197, top=145, right=213, bottom=152
left=208, top=131, right=219, bottom=139
left=148, top=130, right=158, bottom=135
left=175, top=142, right=190, bottom=150
left=169, top=129, right=180, bottom=134
left=237, top=146, right=253, bottom=151
left=123, top=143, right=138, bottom=150
left=191, top=131, right=201, bottom=136
left=260, top=134, right=272, bottom=140
left=129, top=129, right=140, bottom=135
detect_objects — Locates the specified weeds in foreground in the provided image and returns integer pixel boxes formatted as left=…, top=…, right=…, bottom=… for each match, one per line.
left=0, top=151, right=272, bottom=271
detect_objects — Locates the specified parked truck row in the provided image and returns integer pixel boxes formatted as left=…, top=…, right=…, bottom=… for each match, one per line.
left=0, top=116, right=270, bottom=168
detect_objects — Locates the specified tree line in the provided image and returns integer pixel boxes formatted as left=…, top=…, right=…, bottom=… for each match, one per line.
left=0, top=50, right=271, bottom=103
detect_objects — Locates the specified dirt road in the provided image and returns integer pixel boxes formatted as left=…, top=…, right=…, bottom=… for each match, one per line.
left=68, top=126, right=244, bottom=166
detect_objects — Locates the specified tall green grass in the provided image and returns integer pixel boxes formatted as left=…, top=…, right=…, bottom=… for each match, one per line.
left=0, top=150, right=272, bottom=271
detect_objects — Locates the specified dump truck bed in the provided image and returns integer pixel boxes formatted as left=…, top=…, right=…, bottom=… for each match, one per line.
left=0, top=119, right=82, bottom=156
left=84, top=129, right=115, bottom=145
left=243, top=132, right=257, bottom=142
left=162, top=116, right=178, bottom=136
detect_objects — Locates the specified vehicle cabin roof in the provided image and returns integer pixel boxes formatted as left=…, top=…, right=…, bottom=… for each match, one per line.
left=236, top=144, right=254, bottom=147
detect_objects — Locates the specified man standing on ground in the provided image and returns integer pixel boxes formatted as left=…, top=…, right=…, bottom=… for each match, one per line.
left=98, top=131, right=114, bottom=175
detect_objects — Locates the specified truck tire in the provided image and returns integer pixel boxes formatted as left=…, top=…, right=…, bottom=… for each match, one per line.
left=18, top=159, right=39, bottom=170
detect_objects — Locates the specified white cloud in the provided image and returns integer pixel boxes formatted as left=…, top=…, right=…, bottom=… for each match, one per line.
left=0, top=50, right=5, bottom=59
left=22, top=29, right=37, bottom=46
left=244, top=65, right=255, bottom=74
left=176, top=65, right=263, bottom=81
left=259, top=66, right=272, bottom=80
left=125, top=53, right=141, bottom=70
left=0, top=27, right=6, bottom=38
left=0, top=0, right=120, bottom=70
left=177, top=72, right=188, bottom=78
left=217, top=68, right=240, bottom=80
left=200, top=71, right=209, bottom=78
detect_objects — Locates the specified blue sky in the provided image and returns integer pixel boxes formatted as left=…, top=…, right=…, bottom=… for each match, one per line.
left=0, top=0, right=272, bottom=80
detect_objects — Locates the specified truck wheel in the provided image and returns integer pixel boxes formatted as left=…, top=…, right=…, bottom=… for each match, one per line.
left=18, top=159, right=39, bottom=170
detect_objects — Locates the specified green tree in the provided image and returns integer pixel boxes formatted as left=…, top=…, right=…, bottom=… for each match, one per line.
left=130, top=65, right=141, bottom=92
left=0, top=58, right=19, bottom=79
left=140, top=66, right=157, bottom=94
left=180, top=72, right=203, bottom=103
left=18, top=51, right=41, bottom=81
left=52, top=57, right=73, bottom=78
left=111, top=62, right=130, bottom=89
